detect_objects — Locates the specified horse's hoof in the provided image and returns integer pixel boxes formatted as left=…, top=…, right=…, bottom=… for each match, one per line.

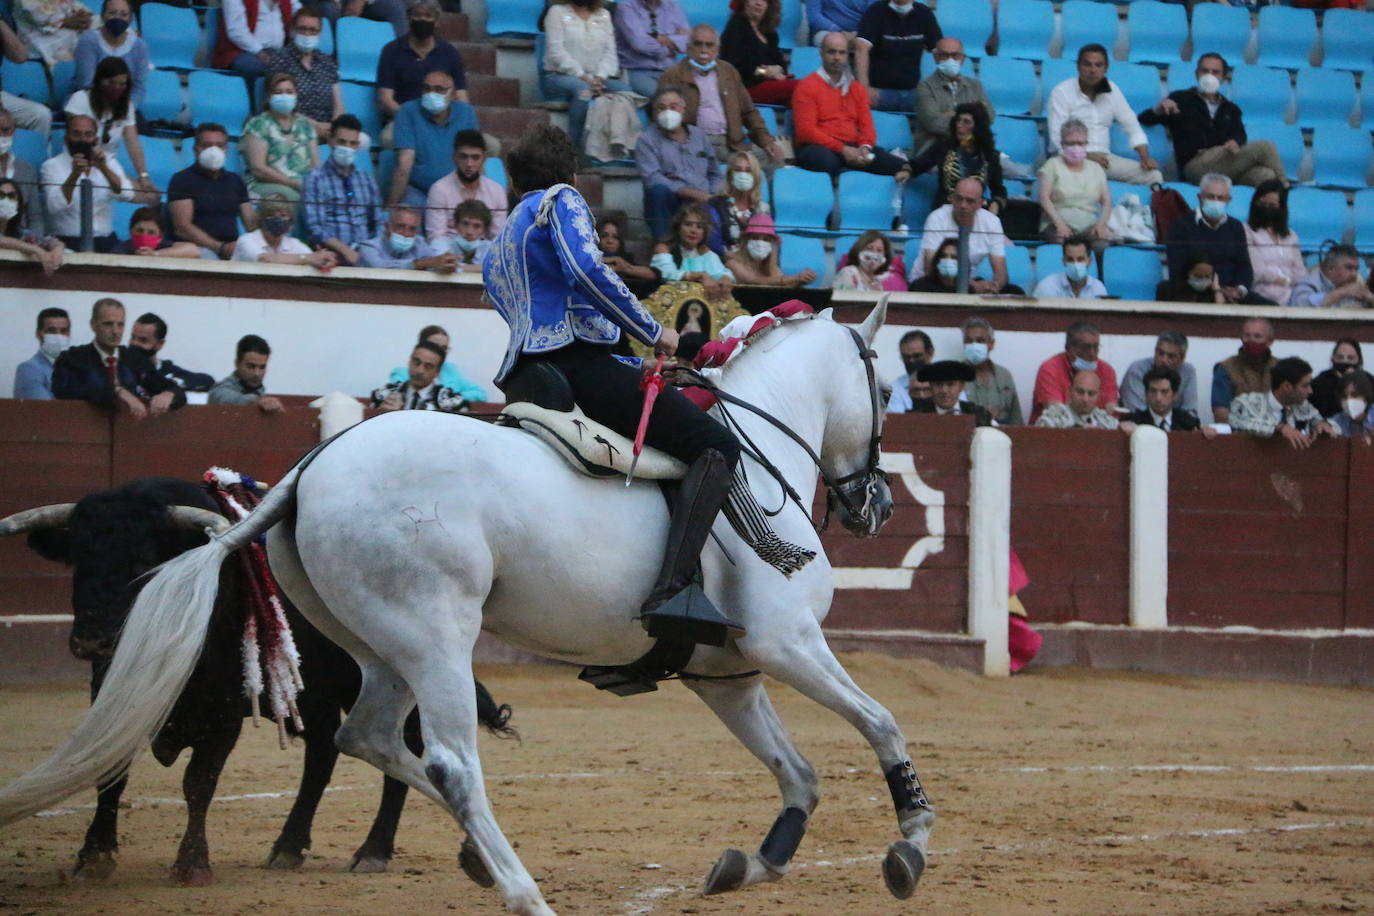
left=881, top=839, right=925, bottom=900
left=459, top=836, right=495, bottom=888
left=71, top=850, right=117, bottom=881
left=702, top=848, right=749, bottom=896
left=169, top=863, right=214, bottom=887
left=264, top=849, right=305, bottom=870
left=348, top=854, right=390, bottom=874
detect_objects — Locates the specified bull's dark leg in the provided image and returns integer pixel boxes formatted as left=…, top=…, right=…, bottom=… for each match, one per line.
left=348, top=707, right=421, bottom=872
left=72, top=660, right=122, bottom=880
left=168, top=718, right=241, bottom=886
left=266, top=706, right=342, bottom=869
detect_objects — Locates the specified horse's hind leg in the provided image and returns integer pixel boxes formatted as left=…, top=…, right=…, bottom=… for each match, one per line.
left=683, top=675, right=819, bottom=896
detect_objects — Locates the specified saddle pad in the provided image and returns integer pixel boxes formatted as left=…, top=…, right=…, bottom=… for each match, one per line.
left=502, top=403, right=688, bottom=480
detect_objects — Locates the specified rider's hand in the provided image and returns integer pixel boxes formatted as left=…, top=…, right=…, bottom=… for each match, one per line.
left=654, top=327, right=679, bottom=357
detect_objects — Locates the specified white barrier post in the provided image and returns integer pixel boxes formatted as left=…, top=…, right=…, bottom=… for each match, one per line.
left=1129, top=425, right=1169, bottom=629
left=968, top=427, right=1011, bottom=677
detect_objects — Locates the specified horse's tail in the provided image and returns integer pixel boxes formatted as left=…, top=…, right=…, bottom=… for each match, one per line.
left=0, top=467, right=302, bottom=827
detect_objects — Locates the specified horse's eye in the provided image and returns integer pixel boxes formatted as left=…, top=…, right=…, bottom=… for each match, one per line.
left=879, top=384, right=892, bottom=407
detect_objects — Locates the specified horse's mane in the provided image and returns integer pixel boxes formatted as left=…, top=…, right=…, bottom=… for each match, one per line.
left=713, top=313, right=824, bottom=381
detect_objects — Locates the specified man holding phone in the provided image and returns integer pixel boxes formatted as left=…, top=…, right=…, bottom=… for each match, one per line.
left=40, top=115, right=135, bottom=253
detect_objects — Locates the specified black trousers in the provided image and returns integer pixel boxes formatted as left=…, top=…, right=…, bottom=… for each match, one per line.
left=523, top=342, right=740, bottom=469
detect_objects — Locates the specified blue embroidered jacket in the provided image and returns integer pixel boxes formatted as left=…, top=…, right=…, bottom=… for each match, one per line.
left=483, top=184, right=661, bottom=385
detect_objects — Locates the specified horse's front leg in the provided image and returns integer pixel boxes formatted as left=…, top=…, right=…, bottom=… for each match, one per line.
left=169, top=715, right=242, bottom=886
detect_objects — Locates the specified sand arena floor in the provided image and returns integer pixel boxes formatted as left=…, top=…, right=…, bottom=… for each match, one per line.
left=1, top=655, right=1371, bottom=915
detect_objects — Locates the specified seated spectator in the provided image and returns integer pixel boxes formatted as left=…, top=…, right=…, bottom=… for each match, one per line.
left=854, top=0, right=941, bottom=113
left=650, top=203, right=734, bottom=299
left=263, top=6, right=343, bottom=140
left=331, top=0, right=407, bottom=38
left=64, top=57, right=154, bottom=195
left=1166, top=173, right=1271, bottom=305
left=905, top=372, right=932, bottom=409
left=912, top=177, right=1018, bottom=293
left=660, top=24, right=785, bottom=167
left=242, top=72, right=319, bottom=206
left=806, top=0, right=865, bottom=45
left=129, top=311, right=215, bottom=393
left=1, top=19, right=53, bottom=136
left=1046, top=43, right=1160, bottom=186
left=1038, top=118, right=1110, bottom=248
left=358, top=205, right=457, bottom=272
left=886, top=328, right=932, bottom=413
left=1125, top=366, right=1209, bottom=433
left=1230, top=356, right=1335, bottom=447
left=1030, top=319, right=1118, bottom=423
left=613, top=0, right=688, bottom=98
left=52, top=297, right=185, bottom=417
left=636, top=88, right=723, bottom=241
left=445, top=199, right=492, bottom=272
left=833, top=229, right=906, bottom=292
left=169, top=123, right=256, bottom=260
left=541, top=0, right=633, bottom=152
left=1035, top=369, right=1123, bottom=430
left=725, top=213, right=816, bottom=287
left=597, top=214, right=658, bottom=282
left=1244, top=180, right=1305, bottom=306
left=1139, top=52, right=1287, bottom=188
left=793, top=31, right=913, bottom=178
left=0, top=179, right=63, bottom=275
left=911, top=360, right=993, bottom=425
left=232, top=196, right=337, bottom=269
left=715, top=149, right=769, bottom=250
left=112, top=205, right=201, bottom=258
left=910, top=102, right=1006, bottom=213
left=386, top=69, right=479, bottom=209
left=424, top=129, right=507, bottom=241
left=387, top=324, right=488, bottom=402
left=961, top=316, right=1023, bottom=425
left=1290, top=244, right=1374, bottom=310
left=1310, top=339, right=1374, bottom=418
left=372, top=340, right=470, bottom=412
left=41, top=115, right=135, bottom=253
left=1330, top=371, right=1373, bottom=438
left=914, top=38, right=993, bottom=153
left=0, top=110, right=45, bottom=232
left=15, top=0, right=91, bottom=65
left=1158, top=253, right=1226, bottom=304
left=209, top=334, right=285, bottom=412
left=304, top=114, right=381, bottom=266
left=909, top=235, right=960, bottom=293
left=1211, top=317, right=1276, bottom=424
left=213, top=0, right=297, bottom=77
left=72, top=0, right=151, bottom=110
left=721, top=0, right=797, bottom=106
left=1031, top=236, right=1107, bottom=299
left=376, top=0, right=469, bottom=131
left=1120, top=330, right=1198, bottom=417
left=13, top=307, right=70, bottom=399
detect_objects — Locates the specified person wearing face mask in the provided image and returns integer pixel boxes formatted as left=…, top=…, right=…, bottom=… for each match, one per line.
left=909, top=236, right=961, bottom=293
left=636, top=88, right=725, bottom=242
left=168, top=122, right=257, bottom=259
left=1046, top=43, right=1160, bottom=186
left=0, top=179, right=63, bottom=276
left=112, top=206, right=200, bottom=257
left=376, top=0, right=468, bottom=127
left=1244, top=180, right=1305, bottom=306
left=1030, top=319, right=1119, bottom=423
left=40, top=114, right=135, bottom=253
left=127, top=311, right=216, bottom=394
left=1140, top=52, right=1287, bottom=189
left=242, top=72, right=318, bottom=210
left=445, top=198, right=493, bottom=273
left=64, top=57, right=156, bottom=197
left=612, top=0, right=689, bottom=98
left=1032, top=237, right=1108, bottom=300
left=1165, top=173, right=1270, bottom=305
left=1038, top=119, right=1110, bottom=248
left=13, top=308, right=71, bottom=399
left=913, top=38, right=993, bottom=153
left=425, top=130, right=507, bottom=241
left=853, top=0, right=942, bottom=112
left=0, top=110, right=46, bottom=234
left=1290, top=243, right=1374, bottom=310
left=912, top=176, right=1017, bottom=293
left=720, top=0, right=797, bottom=106
left=72, top=0, right=151, bottom=109
left=358, top=205, right=456, bottom=272
left=833, top=228, right=906, bottom=291
left=232, top=195, right=338, bottom=269
left=386, top=69, right=480, bottom=209
left=304, top=114, right=381, bottom=266
left=1160, top=254, right=1226, bottom=305
left=724, top=212, right=817, bottom=287
left=213, top=0, right=299, bottom=76
left=52, top=298, right=186, bottom=418
left=1329, top=372, right=1374, bottom=439
left=959, top=316, right=1022, bottom=425
left=1309, top=339, right=1374, bottom=419
left=713, top=149, right=768, bottom=248
left=1210, top=317, right=1277, bottom=425
left=263, top=7, right=343, bottom=141
left=885, top=328, right=933, bottom=413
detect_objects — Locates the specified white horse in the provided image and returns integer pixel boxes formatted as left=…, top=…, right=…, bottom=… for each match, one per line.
left=0, top=300, right=937, bottom=915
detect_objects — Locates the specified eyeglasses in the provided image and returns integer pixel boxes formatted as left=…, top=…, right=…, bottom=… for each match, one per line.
left=422, top=84, right=451, bottom=94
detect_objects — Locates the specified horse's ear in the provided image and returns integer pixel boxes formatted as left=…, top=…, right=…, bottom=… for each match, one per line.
left=817, top=307, right=835, bottom=321
left=857, top=295, right=889, bottom=347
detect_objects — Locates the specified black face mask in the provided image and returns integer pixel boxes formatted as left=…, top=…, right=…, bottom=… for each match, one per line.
left=1333, top=362, right=1359, bottom=375
left=409, top=18, right=435, bottom=39
left=68, top=140, right=94, bottom=158
left=910, top=397, right=934, bottom=412
left=129, top=343, right=157, bottom=360
left=901, top=356, right=928, bottom=376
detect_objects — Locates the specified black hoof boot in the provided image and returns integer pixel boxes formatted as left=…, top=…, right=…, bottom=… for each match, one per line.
left=640, top=582, right=745, bottom=648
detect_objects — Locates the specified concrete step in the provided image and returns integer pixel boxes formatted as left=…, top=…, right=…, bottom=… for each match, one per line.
left=454, top=40, right=496, bottom=75
left=468, top=72, right=520, bottom=107
left=574, top=172, right=603, bottom=208
left=437, top=12, right=470, bottom=41
left=475, top=106, right=551, bottom=153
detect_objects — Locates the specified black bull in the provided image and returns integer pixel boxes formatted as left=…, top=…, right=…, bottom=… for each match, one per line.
left=15, top=477, right=514, bottom=883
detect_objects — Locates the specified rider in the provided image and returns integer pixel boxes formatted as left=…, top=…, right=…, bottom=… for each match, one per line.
left=484, top=123, right=744, bottom=649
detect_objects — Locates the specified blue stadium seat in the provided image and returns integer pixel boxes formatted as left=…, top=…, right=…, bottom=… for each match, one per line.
left=340, top=81, right=382, bottom=139
left=994, top=0, right=1054, bottom=62
left=0, top=60, right=46, bottom=104
left=188, top=71, right=251, bottom=135
left=1003, top=244, right=1032, bottom=290
left=224, top=143, right=243, bottom=174
left=1127, top=1, right=1186, bottom=66
left=1039, top=58, right=1078, bottom=99
left=484, top=0, right=542, bottom=37
left=1059, top=1, right=1119, bottom=62
left=837, top=171, right=898, bottom=233
left=1165, top=60, right=1231, bottom=97
left=111, top=199, right=144, bottom=238
left=121, top=135, right=181, bottom=188
left=1256, top=6, right=1316, bottom=72
left=484, top=156, right=506, bottom=186
left=1102, top=246, right=1164, bottom=300
left=1110, top=122, right=1172, bottom=178
left=901, top=172, right=939, bottom=231
left=789, top=46, right=820, bottom=78
left=317, top=17, right=335, bottom=57
left=871, top=111, right=912, bottom=152
left=1229, top=66, right=1293, bottom=125
left=777, top=233, right=827, bottom=287
left=49, top=60, right=74, bottom=106
left=1352, top=190, right=1374, bottom=254
left=978, top=57, right=1036, bottom=117
left=337, top=18, right=394, bottom=83
left=1034, top=244, right=1063, bottom=287
left=1310, top=125, right=1372, bottom=189
left=11, top=129, right=46, bottom=169
left=1243, top=119, right=1305, bottom=180
left=940, top=0, right=993, bottom=57
left=1320, top=9, right=1374, bottom=74
left=770, top=166, right=835, bottom=234
left=140, top=68, right=184, bottom=123
left=1295, top=67, right=1356, bottom=127
left=681, top=0, right=729, bottom=37
left=1111, top=62, right=1165, bottom=109
left=1228, top=183, right=1254, bottom=217
left=139, top=3, right=200, bottom=70
left=1365, top=79, right=1374, bottom=127
left=1107, top=180, right=1143, bottom=208
left=755, top=105, right=782, bottom=136
left=994, top=117, right=1042, bottom=170
left=777, top=0, right=801, bottom=49
left=1190, top=6, right=1252, bottom=68
left=1285, top=187, right=1351, bottom=247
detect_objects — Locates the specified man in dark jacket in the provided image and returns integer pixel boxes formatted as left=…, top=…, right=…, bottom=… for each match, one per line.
left=1125, top=365, right=1215, bottom=436
left=52, top=299, right=187, bottom=419
left=129, top=312, right=216, bottom=393
left=910, top=360, right=994, bottom=425
left=1165, top=173, right=1272, bottom=304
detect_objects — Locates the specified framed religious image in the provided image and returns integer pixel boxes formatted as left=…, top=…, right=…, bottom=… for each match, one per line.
left=633, top=281, right=747, bottom=359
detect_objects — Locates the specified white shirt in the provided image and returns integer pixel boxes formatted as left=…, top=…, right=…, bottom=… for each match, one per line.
left=1150, top=408, right=1172, bottom=430
left=231, top=229, right=311, bottom=261
left=542, top=5, right=619, bottom=80
left=1032, top=272, right=1109, bottom=299
left=1046, top=77, right=1148, bottom=154
left=222, top=0, right=297, bottom=55
left=914, top=205, right=1006, bottom=283
left=40, top=151, right=135, bottom=238
left=64, top=89, right=138, bottom=157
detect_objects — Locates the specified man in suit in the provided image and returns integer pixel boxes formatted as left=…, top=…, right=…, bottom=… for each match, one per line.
left=910, top=360, right=994, bottom=426
left=51, top=298, right=186, bottom=419
left=1126, top=365, right=1216, bottom=437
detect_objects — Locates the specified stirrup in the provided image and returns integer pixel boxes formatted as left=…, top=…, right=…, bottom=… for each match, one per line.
left=639, top=582, right=746, bottom=648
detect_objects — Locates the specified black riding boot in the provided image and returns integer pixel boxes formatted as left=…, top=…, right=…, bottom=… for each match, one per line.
left=638, top=448, right=746, bottom=647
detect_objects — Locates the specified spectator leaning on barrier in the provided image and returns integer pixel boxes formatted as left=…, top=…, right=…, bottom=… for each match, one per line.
left=209, top=335, right=285, bottom=412
left=596, top=213, right=658, bottom=282
left=911, top=359, right=993, bottom=425
left=1330, top=371, right=1374, bottom=438
left=1031, top=236, right=1107, bottom=300
left=650, top=202, right=734, bottom=298
left=1165, top=173, right=1269, bottom=305
left=1, top=18, right=53, bottom=137
left=913, top=176, right=1017, bottom=293
left=1310, top=340, right=1374, bottom=419
left=1120, top=330, right=1198, bottom=418
left=233, top=195, right=337, bottom=269
left=446, top=198, right=493, bottom=272
left=725, top=212, right=816, bottom=287
left=833, top=229, right=905, bottom=292
left=721, top=0, right=797, bottom=106
left=0, top=178, right=63, bottom=275
left=52, top=298, right=186, bottom=418
left=169, top=123, right=256, bottom=260
left=263, top=6, right=343, bottom=140
left=913, top=38, right=993, bottom=153
left=358, top=205, right=456, bottom=272
left=853, top=0, right=941, bottom=113
left=372, top=340, right=470, bottom=413
left=1031, top=319, right=1118, bottom=423
left=636, top=88, right=723, bottom=242
left=1211, top=317, right=1277, bottom=425
left=376, top=0, right=468, bottom=130
left=961, top=316, right=1023, bottom=425
left=129, top=312, right=215, bottom=393
left=305, top=114, right=382, bottom=266
left=214, top=0, right=299, bottom=78
left=1036, top=369, right=1124, bottom=430
left=1125, top=365, right=1212, bottom=435
left=112, top=205, right=201, bottom=258
left=909, top=235, right=961, bottom=293
left=425, top=129, right=507, bottom=241
left=0, top=109, right=46, bottom=233
left=13, top=307, right=71, bottom=400
left=72, top=0, right=150, bottom=109
left=387, top=69, right=480, bottom=209
left=387, top=324, right=488, bottom=403
left=613, top=0, right=689, bottom=98
left=1159, top=253, right=1227, bottom=304
left=1244, top=180, right=1305, bottom=306
left=41, top=115, right=135, bottom=253
left=1046, top=43, right=1161, bottom=186
left=1290, top=244, right=1374, bottom=310
left=1229, top=356, right=1335, bottom=448
left=886, top=328, right=933, bottom=413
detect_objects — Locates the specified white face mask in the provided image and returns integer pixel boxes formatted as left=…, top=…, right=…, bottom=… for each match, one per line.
left=1187, top=275, right=1212, bottom=292
left=0, top=198, right=17, bottom=222
left=41, top=333, right=71, bottom=360
left=0, top=135, right=12, bottom=155
left=1197, top=73, right=1221, bottom=95
left=198, top=145, right=227, bottom=171
left=1345, top=397, right=1368, bottom=419
left=656, top=109, right=683, bottom=131
left=746, top=239, right=773, bottom=260
left=858, top=250, right=885, bottom=271
left=730, top=170, right=755, bottom=192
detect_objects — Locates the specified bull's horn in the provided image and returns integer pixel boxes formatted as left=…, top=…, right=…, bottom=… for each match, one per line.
left=167, top=506, right=232, bottom=535
left=0, top=504, right=76, bottom=536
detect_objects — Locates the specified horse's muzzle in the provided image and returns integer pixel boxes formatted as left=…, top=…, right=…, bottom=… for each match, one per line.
left=69, top=634, right=114, bottom=661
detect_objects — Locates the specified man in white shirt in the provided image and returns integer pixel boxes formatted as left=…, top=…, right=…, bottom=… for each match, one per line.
left=41, top=115, right=135, bottom=252
left=1046, top=44, right=1162, bottom=186
left=913, top=176, right=1018, bottom=293
left=424, top=129, right=508, bottom=240
left=232, top=195, right=337, bottom=268
left=1032, top=237, right=1108, bottom=299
